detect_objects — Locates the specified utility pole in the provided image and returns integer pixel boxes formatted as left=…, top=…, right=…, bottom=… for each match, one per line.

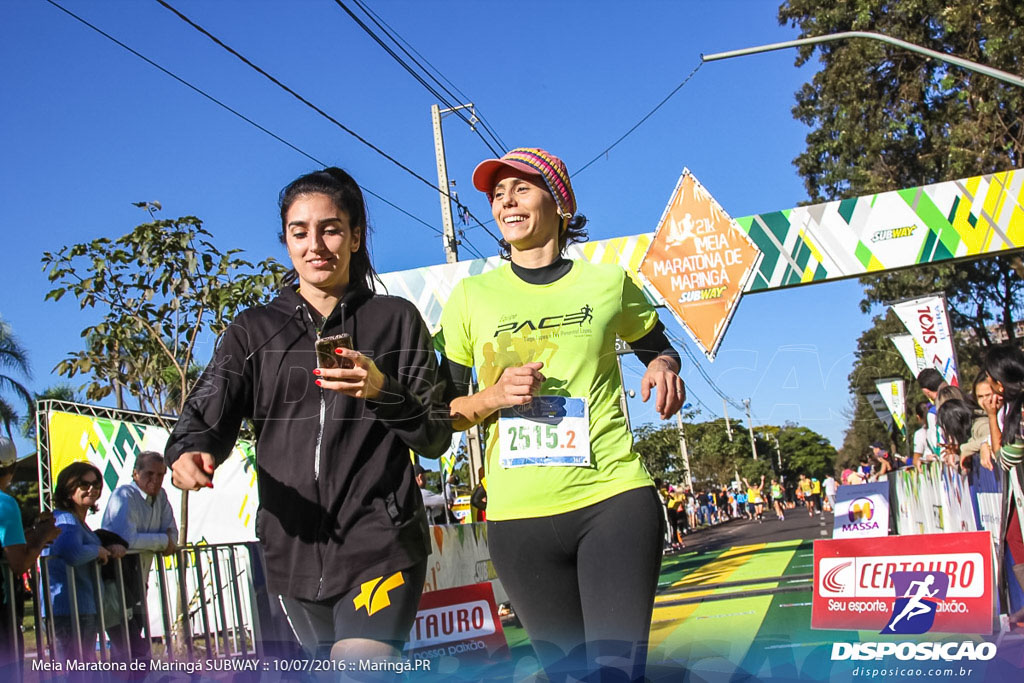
left=676, top=411, right=692, bottom=487
left=430, top=102, right=476, bottom=264
left=722, top=399, right=733, bottom=441
left=430, top=102, right=485, bottom=485
left=743, top=398, right=758, bottom=460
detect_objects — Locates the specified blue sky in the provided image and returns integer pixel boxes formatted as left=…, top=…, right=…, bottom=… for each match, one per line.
left=1, top=0, right=875, bottom=458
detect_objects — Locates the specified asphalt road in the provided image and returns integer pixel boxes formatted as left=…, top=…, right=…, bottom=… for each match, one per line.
left=670, top=504, right=834, bottom=557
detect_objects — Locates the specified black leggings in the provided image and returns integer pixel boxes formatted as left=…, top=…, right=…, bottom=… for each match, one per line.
left=488, top=486, right=664, bottom=681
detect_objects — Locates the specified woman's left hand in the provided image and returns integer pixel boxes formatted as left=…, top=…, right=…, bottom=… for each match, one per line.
left=313, top=348, right=386, bottom=400
left=107, top=544, right=128, bottom=560
left=640, top=356, right=685, bottom=419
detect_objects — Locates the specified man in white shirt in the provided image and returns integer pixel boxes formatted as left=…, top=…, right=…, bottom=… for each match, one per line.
left=101, top=451, right=178, bottom=661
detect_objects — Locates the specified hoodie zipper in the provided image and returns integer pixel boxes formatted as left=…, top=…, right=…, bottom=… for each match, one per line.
left=301, top=299, right=346, bottom=600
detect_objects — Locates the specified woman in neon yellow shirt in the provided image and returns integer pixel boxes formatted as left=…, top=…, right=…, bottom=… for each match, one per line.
left=438, top=148, right=685, bottom=681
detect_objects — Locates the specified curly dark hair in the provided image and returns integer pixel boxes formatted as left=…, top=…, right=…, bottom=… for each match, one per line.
left=54, top=461, right=103, bottom=514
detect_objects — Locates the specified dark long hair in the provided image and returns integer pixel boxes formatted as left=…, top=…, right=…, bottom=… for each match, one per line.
left=278, top=167, right=377, bottom=291
left=54, top=461, right=103, bottom=514
left=985, top=343, right=1024, bottom=446
left=936, top=398, right=978, bottom=446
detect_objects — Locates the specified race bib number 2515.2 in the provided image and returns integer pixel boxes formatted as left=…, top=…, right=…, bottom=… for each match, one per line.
left=498, top=396, right=591, bottom=468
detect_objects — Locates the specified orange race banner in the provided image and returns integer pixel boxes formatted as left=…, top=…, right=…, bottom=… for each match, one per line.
left=639, top=170, right=762, bottom=360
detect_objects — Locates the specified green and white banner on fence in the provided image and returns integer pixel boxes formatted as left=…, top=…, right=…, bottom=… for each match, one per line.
left=874, top=377, right=906, bottom=437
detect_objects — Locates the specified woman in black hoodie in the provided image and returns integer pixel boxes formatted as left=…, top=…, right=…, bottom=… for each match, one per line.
left=165, top=168, right=451, bottom=662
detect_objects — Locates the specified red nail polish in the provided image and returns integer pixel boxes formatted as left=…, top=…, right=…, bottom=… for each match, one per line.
left=206, top=482, right=214, bottom=489
left=315, top=379, right=322, bottom=387
left=312, top=369, right=321, bottom=376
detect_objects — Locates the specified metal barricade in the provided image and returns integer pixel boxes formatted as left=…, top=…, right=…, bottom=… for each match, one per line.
left=9, top=541, right=266, bottom=672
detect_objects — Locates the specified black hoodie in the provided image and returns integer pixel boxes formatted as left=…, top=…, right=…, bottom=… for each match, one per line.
left=165, top=285, right=452, bottom=601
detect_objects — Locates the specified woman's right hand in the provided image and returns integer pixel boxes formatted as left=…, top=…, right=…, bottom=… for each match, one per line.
left=96, top=546, right=111, bottom=565
left=170, top=451, right=216, bottom=491
left=487, top=362, right=545, bottom=411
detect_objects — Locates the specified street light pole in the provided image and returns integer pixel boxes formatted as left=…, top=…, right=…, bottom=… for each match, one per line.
left=743, top=398, right=758, bottom=460
left=702, top=31, right=1024, bottom=90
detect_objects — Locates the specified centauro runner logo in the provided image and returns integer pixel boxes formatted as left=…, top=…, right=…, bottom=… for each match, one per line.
left=353, top=571, right=405, bottom=616
left=493, top=305, right=594, bottom=337
left=870, top=225, right=918, bottom=242
left=882, top=571, right=949, bottom=634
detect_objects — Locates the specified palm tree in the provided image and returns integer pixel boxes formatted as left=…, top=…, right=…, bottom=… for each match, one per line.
left=0, top=316, right=32, bottom=439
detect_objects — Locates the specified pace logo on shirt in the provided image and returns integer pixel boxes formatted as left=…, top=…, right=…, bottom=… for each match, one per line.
left=492, top=305, right=594, bottom=337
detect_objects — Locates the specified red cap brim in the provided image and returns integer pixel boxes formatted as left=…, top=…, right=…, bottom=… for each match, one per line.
left=472, top=158, right=545, bottom=194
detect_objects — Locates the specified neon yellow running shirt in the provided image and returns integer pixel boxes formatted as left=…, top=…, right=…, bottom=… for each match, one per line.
left=438, top=261, right=658, bottom=520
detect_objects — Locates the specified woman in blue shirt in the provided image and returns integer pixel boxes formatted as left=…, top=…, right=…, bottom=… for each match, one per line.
left=43, top=462, right=125, bottom=660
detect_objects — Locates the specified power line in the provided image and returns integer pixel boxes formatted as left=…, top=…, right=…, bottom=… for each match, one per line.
left=42, top=0, right=449, bottom=243
left=667, top=330, right=745, bottom=412
left=340, top=0, right=506, bottom=156
left=152, top=0, right=504, bottom=248
left=574, top=59, right=704, bottom=176
left=356, top=0, right=508, bottom=151
left=359, top=0, right=509, bottom=152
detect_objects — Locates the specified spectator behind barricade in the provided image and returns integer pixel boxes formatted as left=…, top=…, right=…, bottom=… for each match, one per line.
left=470, top=467, right=487, bottom=523
left=100, top=451, right=178, bottom=662
left=983, top=344, right=1024, bottom=626
left=912, top=400, right=938, bottom=469
left=697, top=489, right=710, bottom=526
left=0, top=438, right=60, bottom=671
left=858, top=457, right=872, bottom=481
left=975, top=371, right=1005, bottom=445
left=43, top=462, right=126, bottom=662
left=917, top=368, right=949, bottom=402
left=415, top=465, right=448, bottom=525
left=937, top=398, right=994, bottom=472
left=684, top=489, right=697, bottom=531
left=870, top=443, right=895, bottom=478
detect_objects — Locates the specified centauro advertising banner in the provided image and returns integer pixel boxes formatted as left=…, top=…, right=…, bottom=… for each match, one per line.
left=405, top=582, right=507, bottom=663
left=874, top=377, right=906, bottom=436
left=890, top=294, right=960, bottom=387
left=638, top=169, right=761, bottom=361
left=812, top=531, right=993, bottom=633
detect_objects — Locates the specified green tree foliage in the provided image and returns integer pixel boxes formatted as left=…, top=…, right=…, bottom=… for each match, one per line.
left=777, top=423, right=839, bottom=479
left=42, top=205, right=288, bottom=425
left=779, top=0, right=1024, bottom=458
left=633, top=416, right=834, bottom=487
left=0, top=316, right=33, bottom=437
left=631, top=408, right=699, bottom=481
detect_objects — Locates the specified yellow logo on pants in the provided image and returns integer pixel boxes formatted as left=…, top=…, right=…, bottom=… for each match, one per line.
left=352, top=571, right=405, bottom=616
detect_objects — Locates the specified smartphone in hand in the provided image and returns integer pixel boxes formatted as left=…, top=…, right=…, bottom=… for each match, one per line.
left=315, top=333, right=354, bottom=369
